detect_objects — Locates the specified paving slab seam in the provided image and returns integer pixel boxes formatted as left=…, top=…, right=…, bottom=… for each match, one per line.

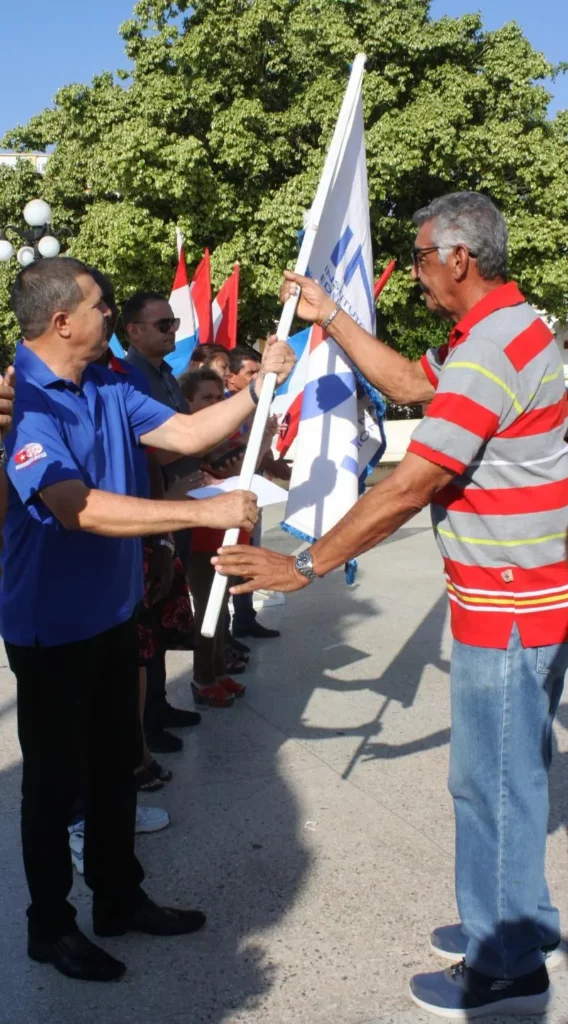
left=342, top=772, right=454, bottom=862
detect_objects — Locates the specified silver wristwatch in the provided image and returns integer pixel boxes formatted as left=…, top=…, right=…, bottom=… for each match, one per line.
left=294, top=549, right=319, bottom=583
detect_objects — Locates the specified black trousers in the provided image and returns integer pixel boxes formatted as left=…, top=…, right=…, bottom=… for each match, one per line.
left=142, top=526, right=193, bottom=731
left=144, top=649, right=167, bottom=730
left=7, top=616, right=145, bottom=942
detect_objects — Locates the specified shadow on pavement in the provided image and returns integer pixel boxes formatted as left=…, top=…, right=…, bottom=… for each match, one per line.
left=2, top=508, right=567, bottom=1024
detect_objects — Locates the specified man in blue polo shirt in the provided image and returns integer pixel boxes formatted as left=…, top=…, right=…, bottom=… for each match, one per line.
left=2, top=256, right=293, bottom=983
left=0, top=365, right=16, bottom=527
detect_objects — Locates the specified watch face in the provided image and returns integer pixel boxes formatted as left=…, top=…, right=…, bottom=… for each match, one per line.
left=296, top=551, right=316, bottom=579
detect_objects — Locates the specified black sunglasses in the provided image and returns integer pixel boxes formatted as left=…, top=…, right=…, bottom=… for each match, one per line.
left=133, top=317, right=180, bottom=334
left=411, top=245, right=478, bottom=268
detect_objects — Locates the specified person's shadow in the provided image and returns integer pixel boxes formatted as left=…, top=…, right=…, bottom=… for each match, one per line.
left=3, top=535, right=566, bottom=1024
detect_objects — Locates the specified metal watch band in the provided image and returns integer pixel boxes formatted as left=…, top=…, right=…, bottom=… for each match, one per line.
left=158, top=538, right=175, bottom=554
left=295, top=550, right=318, bottom=582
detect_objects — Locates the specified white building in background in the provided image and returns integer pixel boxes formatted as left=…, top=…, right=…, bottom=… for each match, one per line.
left=0, top=152, right=50, bottom=174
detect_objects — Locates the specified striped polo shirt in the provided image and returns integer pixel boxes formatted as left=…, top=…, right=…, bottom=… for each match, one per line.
left=408, top=281, right=568, bottom=649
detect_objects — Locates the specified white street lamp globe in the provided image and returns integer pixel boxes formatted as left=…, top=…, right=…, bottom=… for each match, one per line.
left=37, top=235, right=61, bottom=258
left=0, top=239, right=14, bottom=262
left=23, top=199, right=52, bottom=228
left=17, top=246, right=35, bottom=267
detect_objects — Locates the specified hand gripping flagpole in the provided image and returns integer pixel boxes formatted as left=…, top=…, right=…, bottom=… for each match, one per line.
left=201, top=54, right=367, bottom=638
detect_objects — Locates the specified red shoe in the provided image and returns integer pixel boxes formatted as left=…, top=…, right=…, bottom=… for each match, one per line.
left=218, top=676, right=246, bottom=699
left=191, top=682, right=235, bottom=708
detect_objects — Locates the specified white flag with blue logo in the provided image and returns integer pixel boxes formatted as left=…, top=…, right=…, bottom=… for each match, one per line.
left=282, top=91, right=385, bottom=547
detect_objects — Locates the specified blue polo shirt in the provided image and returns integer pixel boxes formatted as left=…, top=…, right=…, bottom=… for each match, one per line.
left=1, top=344, right=175, bottom=647
left=107, top=354, right=152, bottom=500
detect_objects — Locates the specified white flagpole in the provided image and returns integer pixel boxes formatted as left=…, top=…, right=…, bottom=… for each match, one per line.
left=175, top=226, right=184, bottom=256
left=201, top=54, right=367, bottom=638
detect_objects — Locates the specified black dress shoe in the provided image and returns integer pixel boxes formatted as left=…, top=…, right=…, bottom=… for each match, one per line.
left=28, top=928, right=126, bottom=982
left=94, top=896, right=206, bottom=937
left=233, top=622, right=280, bottom=640
left=158, top=703, right=201, bottom=729
left=145, top=728, right=183, bottom=753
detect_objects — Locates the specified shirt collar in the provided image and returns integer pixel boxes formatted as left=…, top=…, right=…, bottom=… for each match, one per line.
left=448, top=281, right=526, bottom=349
left=14, top=341, right=83, bottom=390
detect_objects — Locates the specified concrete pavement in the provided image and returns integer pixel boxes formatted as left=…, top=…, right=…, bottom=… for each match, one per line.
left=1, top=504, right=567, bottom=1023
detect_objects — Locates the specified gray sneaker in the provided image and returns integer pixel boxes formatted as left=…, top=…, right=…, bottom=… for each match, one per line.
left=431, top=923, right=567, bottom=970
left=410, top=960, right=551, bottom=1019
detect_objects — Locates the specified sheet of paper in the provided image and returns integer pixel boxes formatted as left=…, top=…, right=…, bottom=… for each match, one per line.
left=187, top=473, right=288, bottom=508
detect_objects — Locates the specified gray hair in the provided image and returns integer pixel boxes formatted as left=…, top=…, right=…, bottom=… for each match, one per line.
left=412, top=192, right=508, bottom=280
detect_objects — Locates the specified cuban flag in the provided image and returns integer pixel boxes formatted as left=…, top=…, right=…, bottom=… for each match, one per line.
left=212, top=263, right=239, bottom=349
left=191, top=247, right=213, bottom=348
left=280, top=89, right=386, bottom=555
left=271, top=328, right=310, bottom=454
left=165, top=236, right=213, bottom=376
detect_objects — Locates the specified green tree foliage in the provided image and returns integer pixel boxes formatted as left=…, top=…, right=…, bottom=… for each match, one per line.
left=1, top=0, right=567, bottom=364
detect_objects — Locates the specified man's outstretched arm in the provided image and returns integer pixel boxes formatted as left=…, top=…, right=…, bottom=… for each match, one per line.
left=140, top=337, right=295, bottom=456
left=212, top=453, right=453, bottom=593
left=280, top=272, right=435, bottom=406
left=40, top=480, right=259, bottom=538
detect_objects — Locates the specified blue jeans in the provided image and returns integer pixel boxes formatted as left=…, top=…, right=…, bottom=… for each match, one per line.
left=449, top=625, right=568, bottom=979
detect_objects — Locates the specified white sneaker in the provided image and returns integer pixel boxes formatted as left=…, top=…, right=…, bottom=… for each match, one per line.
left=68, top=822, right=84, bottom=874
left=68, top=807, right=168, bottom=870
left=135, top=804, right=170, bottom=834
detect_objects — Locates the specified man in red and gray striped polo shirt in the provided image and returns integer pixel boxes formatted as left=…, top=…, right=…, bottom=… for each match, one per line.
left=215, top=192, right=568, bottom=1018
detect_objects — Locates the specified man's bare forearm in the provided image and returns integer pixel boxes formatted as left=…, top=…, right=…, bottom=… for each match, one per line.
left=326, top=310, right=435, bottom=405
left=309, top=455, right=452, bottom=577
left=309, top=475, right=420, bottom=577
left=141, top=381, right=256, bottom=455
left=41, top=481, right=212, bottom=537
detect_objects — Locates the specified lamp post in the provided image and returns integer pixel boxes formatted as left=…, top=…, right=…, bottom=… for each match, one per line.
left=0, top=199, right=70, bottom=267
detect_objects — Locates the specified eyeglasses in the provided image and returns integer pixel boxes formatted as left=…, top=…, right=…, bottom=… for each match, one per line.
left=132, top=317, right=180, bottom=334
left=411, top=245, right=478, bottom=268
